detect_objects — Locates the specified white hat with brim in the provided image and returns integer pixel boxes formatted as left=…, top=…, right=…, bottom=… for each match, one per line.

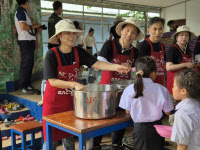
left=171, top=25, right=196, bottom=41
left=116, top=17, right=145, bottom=41
left=49, top=19, right=84, bottom=44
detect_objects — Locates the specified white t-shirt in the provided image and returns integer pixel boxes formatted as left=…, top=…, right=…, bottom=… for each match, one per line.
left=83, top=34, right=97, bottom=49
left=14, top=7, right=36, bottom=41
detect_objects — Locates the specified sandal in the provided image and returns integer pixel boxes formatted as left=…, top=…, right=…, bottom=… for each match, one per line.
left=23, top=117, right=35, bottom=122
left=14, top=116, right=24, bottom=122
left=2, top=136, right=9, bottom=140
left=0, top=108, right=7, bottom=114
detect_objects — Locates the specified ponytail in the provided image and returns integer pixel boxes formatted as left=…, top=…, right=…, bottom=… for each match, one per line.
left=133, top=57, right=157, bottom=99
left=134, top=70, right=144, bottom=98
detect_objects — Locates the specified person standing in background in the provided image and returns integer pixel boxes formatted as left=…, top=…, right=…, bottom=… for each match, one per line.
left=73, top=21, right=84, bottom=48
left=194, top=35, right=200, bottom=57
left=167, top=20, right=178, bottom=32
left=15, top=0, right=42, bottom=94
left=109, top=15, right=123, bottom=40
left=48, top=1, right=62, bottom=49
left=83, top=28, right=97, bottom=55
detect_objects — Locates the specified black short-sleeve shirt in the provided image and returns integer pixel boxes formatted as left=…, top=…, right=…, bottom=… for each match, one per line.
left=110, top=24, right=120, bottom=39
left=194, top=41, right=200, bottom=57
left=98, top=39, right=139, bottom=67
left=138, top=39, right=166, bottom=60
left=44, top=47, right=97, bottom=79
left=166, top=44, right=192, bottom=64
left=48, top=13, right=62, bottom=39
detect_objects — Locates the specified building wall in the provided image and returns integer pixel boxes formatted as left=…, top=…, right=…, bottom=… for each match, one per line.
left=0, top=0, right=43, bottom=93
left=162, top=0, right=200, bottom=36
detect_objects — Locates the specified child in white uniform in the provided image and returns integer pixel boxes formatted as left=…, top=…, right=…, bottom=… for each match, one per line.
left=119, top=56, right=174, bottom=150
left=171, top=69, right=200, bottom=150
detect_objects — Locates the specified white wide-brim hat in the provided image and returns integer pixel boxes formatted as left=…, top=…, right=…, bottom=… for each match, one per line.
left=116, top=17, right=145, bottom=41
left=49, top=19, right=84, bottom=44
left=171, top=25, right=196, bottom=41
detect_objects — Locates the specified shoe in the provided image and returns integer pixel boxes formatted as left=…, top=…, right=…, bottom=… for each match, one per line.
left=0, top=108, right=7, bottom=114
left=0, top=99, right=9, bottom=105
left=18, top=88, right=35, bottom=95
left=2, top=136, right=8, bottom=140
left=28, top=85, right=41, bottom=95
left=6, top=103, right=20, bottom=111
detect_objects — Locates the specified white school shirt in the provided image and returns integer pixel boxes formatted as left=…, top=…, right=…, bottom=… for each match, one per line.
left=119, top=78, right=174, bottom=123
left=83, top=34, right=97, bottom=49
left=171, top=98, right=200, bottom=150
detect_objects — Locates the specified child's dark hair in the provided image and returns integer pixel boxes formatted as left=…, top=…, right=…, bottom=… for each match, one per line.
left=16, top=0, right=28, bottom=5
left=53, top=1, right=62, bottom=11
left=175, top=69, right=200, bottom=100
left=134, top=56, right=157, bottom=98
left=148, top=17, right=165, bottom=28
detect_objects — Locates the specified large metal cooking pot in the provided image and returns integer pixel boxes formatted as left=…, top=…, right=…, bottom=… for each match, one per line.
left=110, top=80, right=134, bottom=108
left=73, top=84, right=117, bottom=119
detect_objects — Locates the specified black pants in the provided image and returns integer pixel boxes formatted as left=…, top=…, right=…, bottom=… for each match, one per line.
left=89, top=129, right=125, bottom=150
left=18, top=40, right=36, bottom=89
left=133, top=120, right=165, bottom=150
left=48, top=43, right=60, bottom=49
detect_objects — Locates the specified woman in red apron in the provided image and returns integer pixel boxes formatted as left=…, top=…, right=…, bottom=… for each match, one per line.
left=89, top=17, right=145, bottom=149
left=138, top=17, right=166, bottom=86
left=166, top=25, right=196, bottom=95
left=43, top=19, right=131, bottom=150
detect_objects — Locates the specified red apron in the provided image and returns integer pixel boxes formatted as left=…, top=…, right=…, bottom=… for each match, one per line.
left=99, top=40, right=134, bottom=84
left=167, top=44, right=193, bottom=94
left=146, top=38, right=165, bottom=86
left=43, top=47, right=79, bottom=142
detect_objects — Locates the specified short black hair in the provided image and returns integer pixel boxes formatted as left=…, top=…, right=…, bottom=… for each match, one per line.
left=16, top=0, right=28, bottom=5
left=167, top=20, right=175, bottom=26
left=53, top=1, right=62, bottom=10
left=148, top=17, right=165, bottom=28
left=89, top=28, right=94, bottom=33
left=73, top=21, right=79, bottom=29
left=197, top=35, right=200, bottom=41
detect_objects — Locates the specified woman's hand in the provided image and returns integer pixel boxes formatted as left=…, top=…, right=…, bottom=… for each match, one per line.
left=121, top=63, right=132, bottom=70
left=115, top=64, right=131, bottom=74
left=74, top=83, right=86, bottom=91
left=185, top=62, right=195, bottom=68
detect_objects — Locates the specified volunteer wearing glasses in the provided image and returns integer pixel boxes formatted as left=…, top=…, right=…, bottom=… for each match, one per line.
left=42, top=19, right=130, bottom=150
left=89, top=17, right=144, bottom=149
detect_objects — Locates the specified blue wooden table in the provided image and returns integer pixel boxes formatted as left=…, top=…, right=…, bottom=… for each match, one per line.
left=43, top=110, right=133, bottom=150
